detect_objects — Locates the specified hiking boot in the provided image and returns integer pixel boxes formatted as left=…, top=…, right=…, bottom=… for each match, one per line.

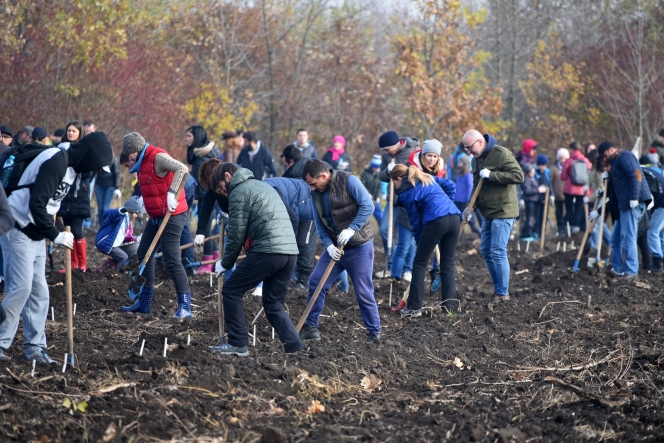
left=25, top=348, right=55, bottom=364
left=652, top=257, right=664, bottom=273
left=121, top=286, right=155, bottom=313
left=491, top=295, right=511, bottom=302
left=374, top=270, right=391, bottom=279
left=0, top=348, right=10, bottom=361
left=299, top=323, right=320, bottom=341
left=621, top=274, right=637, bottom=280
left=402, top=271, right=412, bottom=283
left=96, top=258, right=116, bottom=273
left=367, top=333, right=381, bottom=344
left=174, top=293, right=192, bottom=319
left=209, top=342, right=249, bottom=357
left=398, top=307, right=422, bottom=318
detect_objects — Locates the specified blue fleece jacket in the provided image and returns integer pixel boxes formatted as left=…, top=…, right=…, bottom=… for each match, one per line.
left=609, top=151, right=652, bottom=211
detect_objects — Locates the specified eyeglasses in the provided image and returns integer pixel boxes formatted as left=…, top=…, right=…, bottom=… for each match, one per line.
left=1, top=134, right=11, bottom=140
left=463, top=140, right=480, bottom=151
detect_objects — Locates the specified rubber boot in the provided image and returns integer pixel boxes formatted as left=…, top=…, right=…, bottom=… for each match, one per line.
left=57, top=243, right=79, bottom=273
left=121, top=286, right=155, bottom=313
left=96, top=258, right=115, bottom=272
left=196, top=255, right=214, bottom=274
left=174, top=293, right=192, bottom=319
left=212, top=250, right=220, bottom=261
left=75, top=238, right=87, bottom=272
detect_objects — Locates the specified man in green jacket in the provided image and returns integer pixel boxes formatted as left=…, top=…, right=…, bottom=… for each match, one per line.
left=210, top=164, right=303, bottom=356
left=462, top=130, right=524, bottom=302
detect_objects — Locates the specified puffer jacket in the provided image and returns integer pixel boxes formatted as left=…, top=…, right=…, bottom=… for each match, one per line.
left=608, top=150, right=652, bottom=212
left=395, top=177, right=460, bottom=242
left=221, top=168, right=299, bottom=269
left=264, top=177, right=314, bottom=222
left=379, top=136, right=420, bottom=229
left=471, top=134, right=524, bottom=220
left=561, top=150, right=591, bottom=196
left=187, top=141, right=222, bottom=200
left=57, top=171, right=93, bottom=218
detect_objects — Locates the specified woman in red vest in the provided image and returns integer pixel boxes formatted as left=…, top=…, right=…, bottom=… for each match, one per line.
left=119, top=132, right=192, bottom=318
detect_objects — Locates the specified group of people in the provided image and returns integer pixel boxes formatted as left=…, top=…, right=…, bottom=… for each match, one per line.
left=0, top=118, right=662, bottom=363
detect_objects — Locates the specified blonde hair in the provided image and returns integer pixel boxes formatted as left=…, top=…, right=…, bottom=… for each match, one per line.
left=389, top=164, right=434, bottom=187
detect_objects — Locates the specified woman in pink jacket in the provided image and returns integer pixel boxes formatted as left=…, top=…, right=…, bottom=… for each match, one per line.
left=560, top=141, right=592, bottom=233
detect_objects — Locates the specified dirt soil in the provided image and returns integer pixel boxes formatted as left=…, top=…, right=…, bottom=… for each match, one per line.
left=1, top=230, right=663, bottom=442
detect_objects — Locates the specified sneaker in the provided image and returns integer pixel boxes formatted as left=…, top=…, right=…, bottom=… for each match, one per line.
left=609, top=268, right=624, bottom=278
left=0, top=348, right=10, bottom=361
left=402, top=271, right=412, bottom=283
left=252, top=286, right=263, bottom=297
left=367, top=333, right=381, bottom=344
left=374, top=270, right=391, bottom=279
left=209, top=342, right=249, bottom=357
left=491, top=295, right=511, bottom=302
left=299, top=323, right=321, bottom=341
left=25, top=348, right=56, bottom=364
left=398, top=307, right=422, bottom=318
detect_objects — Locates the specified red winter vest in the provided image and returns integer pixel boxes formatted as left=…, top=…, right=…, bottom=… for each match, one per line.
left=139, top=145, right=187, bottom=218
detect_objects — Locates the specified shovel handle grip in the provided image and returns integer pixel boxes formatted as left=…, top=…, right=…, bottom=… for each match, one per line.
left=459, top=178, right=484, bottom=239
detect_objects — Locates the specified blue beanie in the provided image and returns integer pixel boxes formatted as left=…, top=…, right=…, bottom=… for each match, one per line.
left=370, top=154, right=381, bottom=168
left=536, top=154, right=548, bottom=165
left=379, top=131, right=400, bottom=149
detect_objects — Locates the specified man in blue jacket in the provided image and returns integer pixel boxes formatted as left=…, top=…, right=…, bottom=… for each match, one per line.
left=598, top=142, right=652, bottom=278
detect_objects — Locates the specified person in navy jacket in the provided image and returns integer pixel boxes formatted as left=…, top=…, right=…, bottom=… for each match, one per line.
left=389, top=164, right=461, bottom=316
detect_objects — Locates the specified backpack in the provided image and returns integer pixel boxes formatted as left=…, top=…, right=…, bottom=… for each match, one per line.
left=570, top=159, right=589, bottom=186
left=643, top=168, right=662, bottom=201
left=0, top=144, right=68, bottom=196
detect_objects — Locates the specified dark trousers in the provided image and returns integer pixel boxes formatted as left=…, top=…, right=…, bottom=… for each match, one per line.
left=520, top=201, right=536, bottom=238
left=222, top=252, right=302, bottom=352
left=410, top=215, right=460, bottom=310
left=555, top=200, right=565, bottom=234
left=534, top=201, right=545, bottom=237
left=638, top=232, right=652, bottom=271
left=564, top=194, right=585, bottom=229
left=62, top=216, right=85, bottom=239
left=295, top=220, right=317, bottom=280
left=137, top=212, right=190, bottom=294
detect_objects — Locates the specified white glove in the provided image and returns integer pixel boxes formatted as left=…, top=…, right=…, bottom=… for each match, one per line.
left=596, top=189, right=604, bottom=198
left=326, top=244, right=343, bottom=261
left=113, top=189, right=122, bottom=199
left=167, top=192, right=178, bottom=212
left=54, top=231, right=74, bottom=249
left=549, top=195, right=555, bottom=206
left=479, top=168, right=491, bottom=179
left=647, top=200, right=654, bottom=210
left=519, top=199, right=525, bottom=209
left=630, top=200, right=639, bottom=209
left=375, top=197, right=381, bottom=205
left=601, top=171, right=609, bottom=180
left=194, top=234, right=205, bottom=246
left=538, top=185, right=547, bottom=194
left=588, top=210, right=599, bottom=222
left=215, top=261, right=226, bottom=278
left=337, top=228, right=355, bottom=246
left=583, top=196, right=589, bottom=204
left=387, top=162, right=395, bottom=173
left=462, top=206, right=474, bottom=222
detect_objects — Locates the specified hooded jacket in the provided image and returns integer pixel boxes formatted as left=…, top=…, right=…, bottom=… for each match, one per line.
left=187, top=141, right=222, bottom=200
left=95, top=208, right=134, bottom=254
left=221, top=168, right=299, bottom=269
left=379, top=136, right=420, bottom=228
left=283, top=157, right=308, bottom=179
left=8, top=132, right=113, bottom=241
left=561, top=150, right=592, bottom=196
left=471, top=134, right=524, bottom=220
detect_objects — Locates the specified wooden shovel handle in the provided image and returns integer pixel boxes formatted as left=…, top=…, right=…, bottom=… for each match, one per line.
left=459, top=178, right=484, bottom=239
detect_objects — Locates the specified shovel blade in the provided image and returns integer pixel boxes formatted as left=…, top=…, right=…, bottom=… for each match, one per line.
left=572, top=260, right=580, bottom=273
left=391, top=299, right=406, bottom=313
left=128, top=274, right=146, bottom=300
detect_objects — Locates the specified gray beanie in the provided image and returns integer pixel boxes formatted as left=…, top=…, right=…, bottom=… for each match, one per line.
left=122, top=132, right=146, bottom=156
left=421, top=139, right=443, bottom=156
left=123, top=196, right=145, bottom=214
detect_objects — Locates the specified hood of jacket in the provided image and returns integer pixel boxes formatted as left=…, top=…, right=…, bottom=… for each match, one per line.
left=194, top=141, right=216, bottom=157
left=68, top=132, right=113, bottom=174
left=228, top=167, right=255, bottom=192
left=481, top=134, right=498, bottom=157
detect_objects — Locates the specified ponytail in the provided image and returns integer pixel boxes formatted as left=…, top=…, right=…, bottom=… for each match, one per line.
left=389, top=164, right=434, bottom=187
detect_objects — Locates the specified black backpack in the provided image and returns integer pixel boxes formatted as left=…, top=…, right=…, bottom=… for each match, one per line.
left=643, top=168, right=663, bottom=200
left=0, top=144, right=67, bottom=196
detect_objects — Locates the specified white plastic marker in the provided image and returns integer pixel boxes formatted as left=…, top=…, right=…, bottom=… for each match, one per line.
left=187, top=334, right=191, bottom=345
left=139, top=339, right=145, bottom=356
left=517, top=241, right=521, bottom=251
left=253, top=325, right=256, bottom=346
left=525, top=241, right=530, bottom=253
left=62, top=354, right=68, bottom=373
left=557, top=242, right=560, bottom=252
left=51, top=307, right=55, bottom=321
left=73, top=303, right=77, bottom=316
left=272, top=328, right=275, bottom=340
left=209, top=274, right=213, bottom=287
left=163, top=338, right=168, bottom=357
left=567, top=222, right=571, bottom=238
left=571, top=240, right=575, bottom=249
left=31, top=359, right=36, bottom=377
left=563, top=242, right=567, bottom=252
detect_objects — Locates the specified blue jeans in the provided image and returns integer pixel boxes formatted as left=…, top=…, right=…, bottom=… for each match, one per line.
left=589, top=219, right=612, bottom=251
left=96, top=186, right=115, bottom=227
left=391, top=223, right=415, bottom=278
left=479, top=218, right=515, bottom=296
left=379, top=209, right=396, bottom=266
left=611, top=204, right=645, bottom=275
left=647, top=207, right=664, bottom=259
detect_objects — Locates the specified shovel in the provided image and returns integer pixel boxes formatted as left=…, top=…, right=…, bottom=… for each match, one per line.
left=127, top=174, right=189, bottom=298
left=65, top=226, right=75, bottom=366
left=155, top=233, right=221, bottom=258
left=391, top=283, right=410, bottom=313
left=573, top=198, right=601, bottom=273
left=459, top=178, right=484, bottom=240
left=217, top=220, right=225, bottom=343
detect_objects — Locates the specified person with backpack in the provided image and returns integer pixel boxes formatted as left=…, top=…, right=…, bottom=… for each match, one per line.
left=639, top=156, right=664, bottom=272
left=0, top=132, right=113, bottom=363
left=560, top=141, right=592, bottom=233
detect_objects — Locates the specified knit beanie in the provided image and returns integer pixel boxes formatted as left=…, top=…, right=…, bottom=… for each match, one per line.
left=370, top=154, right=381, bottom=168
left=597, top=141, right=615, bottom=157
left=522, top=163, right=533, bottom=173
left=122, top=132, right=146, bottom=156
left=556, top=148, right=569, bottom=161
left=378, top=131, right=400, bottom=149
left=421, top=139, right=443, bottom=156
left=536, top=154, right=548, bottom=165
left=648, top=147, right=659, bottom=165
left=123, top=196, right=145, bottom=214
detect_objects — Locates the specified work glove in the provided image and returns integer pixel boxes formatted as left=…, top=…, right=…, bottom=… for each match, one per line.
left=217, top=211, right=229, bottom=227
left=215, top=261, right=226, bottom=278
left=549, top=195, right=555, bottom=206
left=167, top=191, right=178, bottom=212
left=114, top=189, right=122, bottom=199
left=647, top=200, right=655, bottom=210
left=326, top=244, right=344, bottom=261
left=337, top=228, right=355, bottom=246
left=387, top=162, right=395, bottom=173
left=630, top=200, right=639, bottom=209
left=588, top=210, right=600, bottom=222
left=519, top=199, right=525, bottom=210
left=54, top=231, right=74, bottom=250
left=601, top=171, right=609, bottom=180
left=479, top=168, right=491, bottom=179
left=583, top=196, right=589, bottom=204
left=375, top=197, right=381, bottom=205
left=596, top=189, right=604, bottom=198
left=538, top=185, right=547, bottom=194
left=194, top=234, right=205, bottom=246
left=462, top=206, right=474, bottom=222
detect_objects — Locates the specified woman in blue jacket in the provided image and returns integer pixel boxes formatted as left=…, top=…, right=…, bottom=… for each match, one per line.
left=389, top=164, right=461, bottom=316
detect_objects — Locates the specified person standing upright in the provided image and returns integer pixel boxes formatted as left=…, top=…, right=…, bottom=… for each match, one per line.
left=462, top=130, right=524, bottom=302
left=292, top=129, right=317, bottom=159
left=322, top=135, right=352, bottom=172
left=550, top=148, right=569, bottom=237
left=561, top=141, right=592, bottom=233
left=236, top=131, right=277, bottom=180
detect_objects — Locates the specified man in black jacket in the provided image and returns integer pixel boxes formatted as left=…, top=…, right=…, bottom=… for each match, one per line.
left=282, top=145, right=308, bottom=179
left=236, top=131, right=277, bottom=180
